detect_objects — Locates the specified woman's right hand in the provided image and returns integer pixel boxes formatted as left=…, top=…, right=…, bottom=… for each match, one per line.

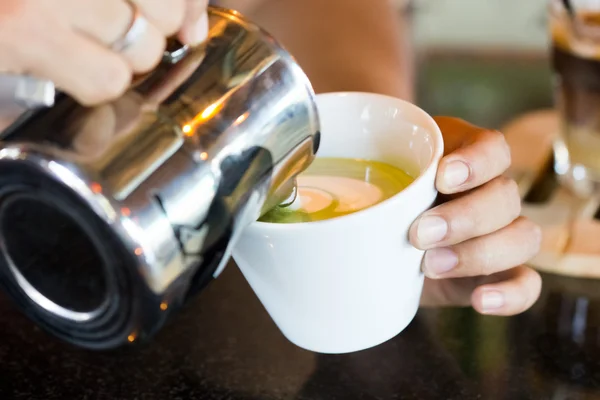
left=0, top=0, right=209, bottom=106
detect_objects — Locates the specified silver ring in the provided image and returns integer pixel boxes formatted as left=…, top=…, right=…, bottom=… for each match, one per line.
left=111, top=0, right=148, bottom=52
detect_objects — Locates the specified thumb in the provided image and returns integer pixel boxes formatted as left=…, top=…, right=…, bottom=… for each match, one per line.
left=178, top=0, right=209, bottom=46
left=433, top=116, right=485, bottom=155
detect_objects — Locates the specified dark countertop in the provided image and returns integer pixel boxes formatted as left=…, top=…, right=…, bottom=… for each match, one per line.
left=1, top=261, right=600, bottom=400
left=0, top=50, right=591, bottom=400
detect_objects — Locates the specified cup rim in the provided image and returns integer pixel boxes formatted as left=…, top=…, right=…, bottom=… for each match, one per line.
left=252, top=91, right=444, bottom=230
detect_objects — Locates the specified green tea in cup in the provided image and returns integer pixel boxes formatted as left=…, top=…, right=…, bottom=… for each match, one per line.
left=260, top=157, right=415, bottom=224
left=233, top=92, right=444, bottom=354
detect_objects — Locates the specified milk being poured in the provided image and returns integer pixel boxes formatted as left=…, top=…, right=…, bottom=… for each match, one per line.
left=260, top=157, right=415, bottom=224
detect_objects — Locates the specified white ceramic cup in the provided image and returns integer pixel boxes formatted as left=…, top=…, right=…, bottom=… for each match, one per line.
left=232, top=92, right=444, bottom=354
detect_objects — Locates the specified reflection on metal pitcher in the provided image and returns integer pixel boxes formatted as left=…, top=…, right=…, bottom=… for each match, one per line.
left=0, top=6, right=320, bottom=349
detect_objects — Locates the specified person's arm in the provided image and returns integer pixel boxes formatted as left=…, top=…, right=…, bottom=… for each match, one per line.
left=219, top=0, right=414, bottom=101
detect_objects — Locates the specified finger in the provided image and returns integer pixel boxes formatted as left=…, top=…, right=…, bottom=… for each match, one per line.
left=65, top=0, right=184, bottom=42
left=71, top=105, right=117, bottom=157
left=71, top=95, right=143, bottom=158
left=422, top=216, right=541, bottom=279
left=420, top=266, right=542, bottom=315
left=129, top=0, right=187, bottom=37
left=23, top=27, right=131, bottom=105
left=410, top=176, right=521, bottom=249
left=64, top=0, right=134, bottom=45
left=471, top=266, right=542, bottom=316
left=178, top=0, right=209, bottom=46
left=433, top=116, right=482, bottom=154
left=66, top=0, right=167, bottom=74
left=116, top=18, right=166, bottom=74
left=434, top=117, right=511, bottom=195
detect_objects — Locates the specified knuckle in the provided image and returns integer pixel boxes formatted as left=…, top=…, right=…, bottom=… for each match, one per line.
left=104, top=65, right=132, bottom=100
left=482, top=129, right=512, bottom=167
left=449, top=198, right=476, bottom=236
left=482, top=129, right=506, bottom=147
left=482, top=128, right=503, bottom=139
left=532, top=224, right=543, bottom=256
left=66, top=79, right=99, bottom=106
left=87, top=60, right=131, bottom=104
left=520, top=267, right=542, bottom=310
left=472, top=242, right=493, bottom=276
left=521, top=217, right=542, bottom=255
left=530, top=268, right=543, bottom=296
left=134, top=35, right=166, bottom=73
left=73, top=92, right=99, bottom=107
left=492, top=176, right=521, bottom=219
left=158, top=0, right=186, bottom=35
left=503, top=139, right=512, bottom=166
left=505, top=177, right=521, bottom=217
left=500, top=139, right=512, bottom=167
left=532, top=224, right=542, bottom=254
left=185, top=0, right=209, bottom=14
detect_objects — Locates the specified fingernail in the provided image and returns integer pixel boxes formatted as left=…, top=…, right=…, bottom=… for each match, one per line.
left=189, top=12, right=209, bottom=45
left=416, top=216, right=448, bottom=246
left=423, top=248, right=458, bottom=276
left=443, top=160, right=470, bottom=189
left=481, top=291, right=505, bottom=313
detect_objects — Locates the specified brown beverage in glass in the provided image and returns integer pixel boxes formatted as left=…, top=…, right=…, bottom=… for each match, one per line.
left=550, top=1, right=600, bottom=194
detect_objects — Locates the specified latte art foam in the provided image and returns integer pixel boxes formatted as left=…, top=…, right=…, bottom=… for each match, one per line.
left=260, top=158, right=415, bottom=224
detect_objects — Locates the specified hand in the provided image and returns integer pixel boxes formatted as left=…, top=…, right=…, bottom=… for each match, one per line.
left=0, top=0, right=208, bottom=106
left=68, top=47, right=206, bottom=159
left=410, top=117, right=542, bottom=316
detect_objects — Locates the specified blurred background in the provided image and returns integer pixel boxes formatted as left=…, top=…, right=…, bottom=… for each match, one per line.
left=410, top=0, right=553, bottom=128
left=402, top=1, right=600, bottom=399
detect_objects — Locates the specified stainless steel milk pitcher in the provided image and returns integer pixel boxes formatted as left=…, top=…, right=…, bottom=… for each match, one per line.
left=0, top=6, right=320, bottom=349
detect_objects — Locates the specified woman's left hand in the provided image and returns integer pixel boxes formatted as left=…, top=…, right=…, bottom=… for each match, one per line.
left=410, top=116, right=542, bottom=316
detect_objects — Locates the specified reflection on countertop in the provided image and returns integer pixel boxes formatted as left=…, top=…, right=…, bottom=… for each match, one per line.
left=1, top=49, right=597, bottom=400
left=2, top=261, right=600, bottom=399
